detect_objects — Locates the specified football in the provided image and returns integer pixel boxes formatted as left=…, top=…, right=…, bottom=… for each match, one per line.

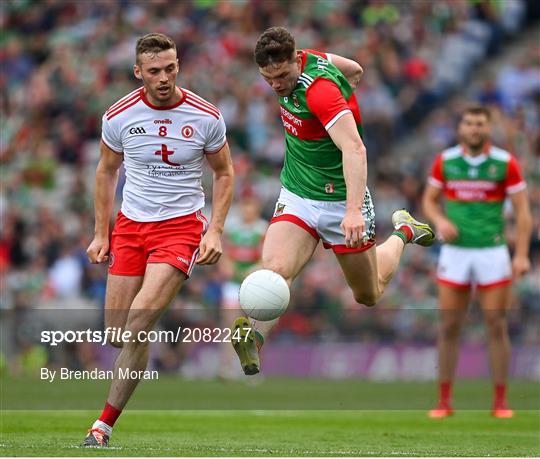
left=239, top=269, right=290, bottom=321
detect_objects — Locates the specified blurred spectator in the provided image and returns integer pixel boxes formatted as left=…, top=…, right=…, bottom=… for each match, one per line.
left=48, top=240, right=84, bottom=298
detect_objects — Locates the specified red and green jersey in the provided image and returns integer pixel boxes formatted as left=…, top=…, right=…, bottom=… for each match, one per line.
left=278, top=50, right=363, bottom=201
left=429, top=144, right=526, bottom=248
left=224, top=217, right=266, bottom=283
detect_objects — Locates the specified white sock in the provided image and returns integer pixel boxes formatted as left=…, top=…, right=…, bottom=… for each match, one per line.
left=92, top=420, right=112, bottom=437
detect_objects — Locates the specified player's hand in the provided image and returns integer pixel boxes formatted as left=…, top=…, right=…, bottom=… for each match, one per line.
left=86, top=236, right=110, bottom=264
left=436, top=217, right=459, bottom=243
left=197, top=229, right=222, bottom=265
left=512, top=254, right=530, bottom=280
left=341, top=208, right=366, bottom=249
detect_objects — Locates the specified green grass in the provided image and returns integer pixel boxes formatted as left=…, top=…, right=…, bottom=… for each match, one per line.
left=1, top=378, right=539, bottom=456
left=2, top=376, right=539, bottom=410
left=1, top=410, right=539, bottom=456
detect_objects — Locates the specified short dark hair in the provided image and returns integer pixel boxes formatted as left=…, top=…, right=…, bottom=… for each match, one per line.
left=254, top=27, right=296, bottom=67
left=136, top=33, right=176, bottom=65
left=462, top=105, right=491, bottom=121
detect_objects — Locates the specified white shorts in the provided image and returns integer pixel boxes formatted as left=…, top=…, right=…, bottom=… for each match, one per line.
left=437, top=245, right=512, bottom=289
left=270, top=187, right=376, bottom=254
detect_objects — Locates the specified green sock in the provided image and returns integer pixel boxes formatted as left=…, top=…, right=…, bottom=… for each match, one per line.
left=254, top=329, right=265, bottom=346
left=391, top=230, right=408, bottom=244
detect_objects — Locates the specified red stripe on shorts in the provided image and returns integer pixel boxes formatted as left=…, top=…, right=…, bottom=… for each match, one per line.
left=270, top=214, right=319, bottom=241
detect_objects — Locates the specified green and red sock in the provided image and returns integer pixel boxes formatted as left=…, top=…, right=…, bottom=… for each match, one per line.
left=392, top=225, right=413, bottom=244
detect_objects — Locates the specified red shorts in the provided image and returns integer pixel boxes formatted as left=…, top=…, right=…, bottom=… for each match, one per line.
left=109, top=210, right=208, bottom=277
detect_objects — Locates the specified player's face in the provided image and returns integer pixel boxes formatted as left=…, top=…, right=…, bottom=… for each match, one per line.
left=459, top=114, right=491, bottom=151
left=259, top=56, right=302, bottom=97
left=134, top=49, right=179, bottom=105
left=240, top=198, right=260, bottom=223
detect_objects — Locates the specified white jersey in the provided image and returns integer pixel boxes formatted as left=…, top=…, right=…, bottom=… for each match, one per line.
left=101, top=87, right=226, bottom=222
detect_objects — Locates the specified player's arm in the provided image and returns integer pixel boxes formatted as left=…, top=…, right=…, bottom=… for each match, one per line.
left=87, top=141, right=123, bottom=263
left=197, top=142, right=235, bottom=265
left=327, top=53, right=363, bottom=89
left=508, top=188, right=532, bottom=278
left=328, top=114, right=368, bottom=248
left=422, top=183, right=458, bottom=243
left=422, top=155, right=458, bottom=243
left=306, top=78, right=366, bottom=248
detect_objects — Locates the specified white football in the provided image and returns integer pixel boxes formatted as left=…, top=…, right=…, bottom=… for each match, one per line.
left=239, top=269, right=290, bottom=321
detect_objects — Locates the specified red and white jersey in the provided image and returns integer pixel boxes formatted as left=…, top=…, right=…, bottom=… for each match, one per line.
left=102, top=87, right=227, bottom=222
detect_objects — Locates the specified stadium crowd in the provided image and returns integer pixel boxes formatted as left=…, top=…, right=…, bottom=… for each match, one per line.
left=1, top=0, right=539, bottom=372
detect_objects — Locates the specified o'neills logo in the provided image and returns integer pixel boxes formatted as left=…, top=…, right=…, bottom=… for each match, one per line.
left=154, top=119, right=172, bottom=124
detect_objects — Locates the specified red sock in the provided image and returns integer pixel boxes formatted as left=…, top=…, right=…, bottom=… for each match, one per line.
left=397, top=225, right=413, bottom=242
left=98, top=402, right=122, bottom=427
left=439, top=381, right=452, bottom=404
left=494, top=384, right=507, bottom=404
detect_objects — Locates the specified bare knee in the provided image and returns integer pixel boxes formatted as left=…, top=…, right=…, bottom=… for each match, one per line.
left=109, top=339, right=124, bottom=349
left=352, top=291, right=380, bottom=307
left=105, top=317, right=128, bottom=348
left=109, top=309, right=158, bottom=348
left=485, top=314, right=507, bottom=340
left=441, top=320, right=462, bottom=341
left=261, top=262, right=294, bottom=287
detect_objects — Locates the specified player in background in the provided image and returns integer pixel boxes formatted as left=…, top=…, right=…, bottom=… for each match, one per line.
left=423, top=106, right=532, bottom=418
left=232, top=26, right=435, bottom=375
left=218, top=192, right=266, bottom=379
left=83, top=33, right=234, bottom=446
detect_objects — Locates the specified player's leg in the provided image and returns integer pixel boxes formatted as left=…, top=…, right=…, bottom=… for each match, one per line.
left=107, top=263, right=186, bottom=408
left=373, top=208, right=435, bottom=297
left=103, top=275, right=143, bottom=347
left=219, top=282, right=243, bottom=379
left=332, top=204, right=434, bottom=305
left=437, top=287, right=471, bottom=389
left=256, top=220, right=318, bottom=331
left=478, top=286, right=513, bottom=417
left=429, top=245, right=473, bottom=418
left=233, top=220, right=318, bottom=375
left=103, top=211, right=146, bottom=345
left=335, top=238, right=404, bottom=306
left=83, top=264, right=186, bottom=447
left=475, top=245, right=513, bottom=417
left=84, top=212, right=204, bottom=446
left=429, top=285, right=470, bottom=418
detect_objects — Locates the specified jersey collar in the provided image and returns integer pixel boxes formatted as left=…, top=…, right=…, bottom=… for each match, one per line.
left=298, top=50, right=307, bottom=72
left=293, top=50, right=308, bottom=90
left=140, top=87, right=186, bottom=110
left=460, top=142, right=491, bottom=166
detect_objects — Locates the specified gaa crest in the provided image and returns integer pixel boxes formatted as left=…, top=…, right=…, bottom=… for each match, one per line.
left=274, top=203, right=286, bottom=217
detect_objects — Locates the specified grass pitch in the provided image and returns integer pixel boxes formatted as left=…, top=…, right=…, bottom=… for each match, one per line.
left=1, top=378, right=539, bottom=456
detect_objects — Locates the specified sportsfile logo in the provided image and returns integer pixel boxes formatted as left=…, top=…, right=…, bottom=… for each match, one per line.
left=40, top=326, right=252, bottom=346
